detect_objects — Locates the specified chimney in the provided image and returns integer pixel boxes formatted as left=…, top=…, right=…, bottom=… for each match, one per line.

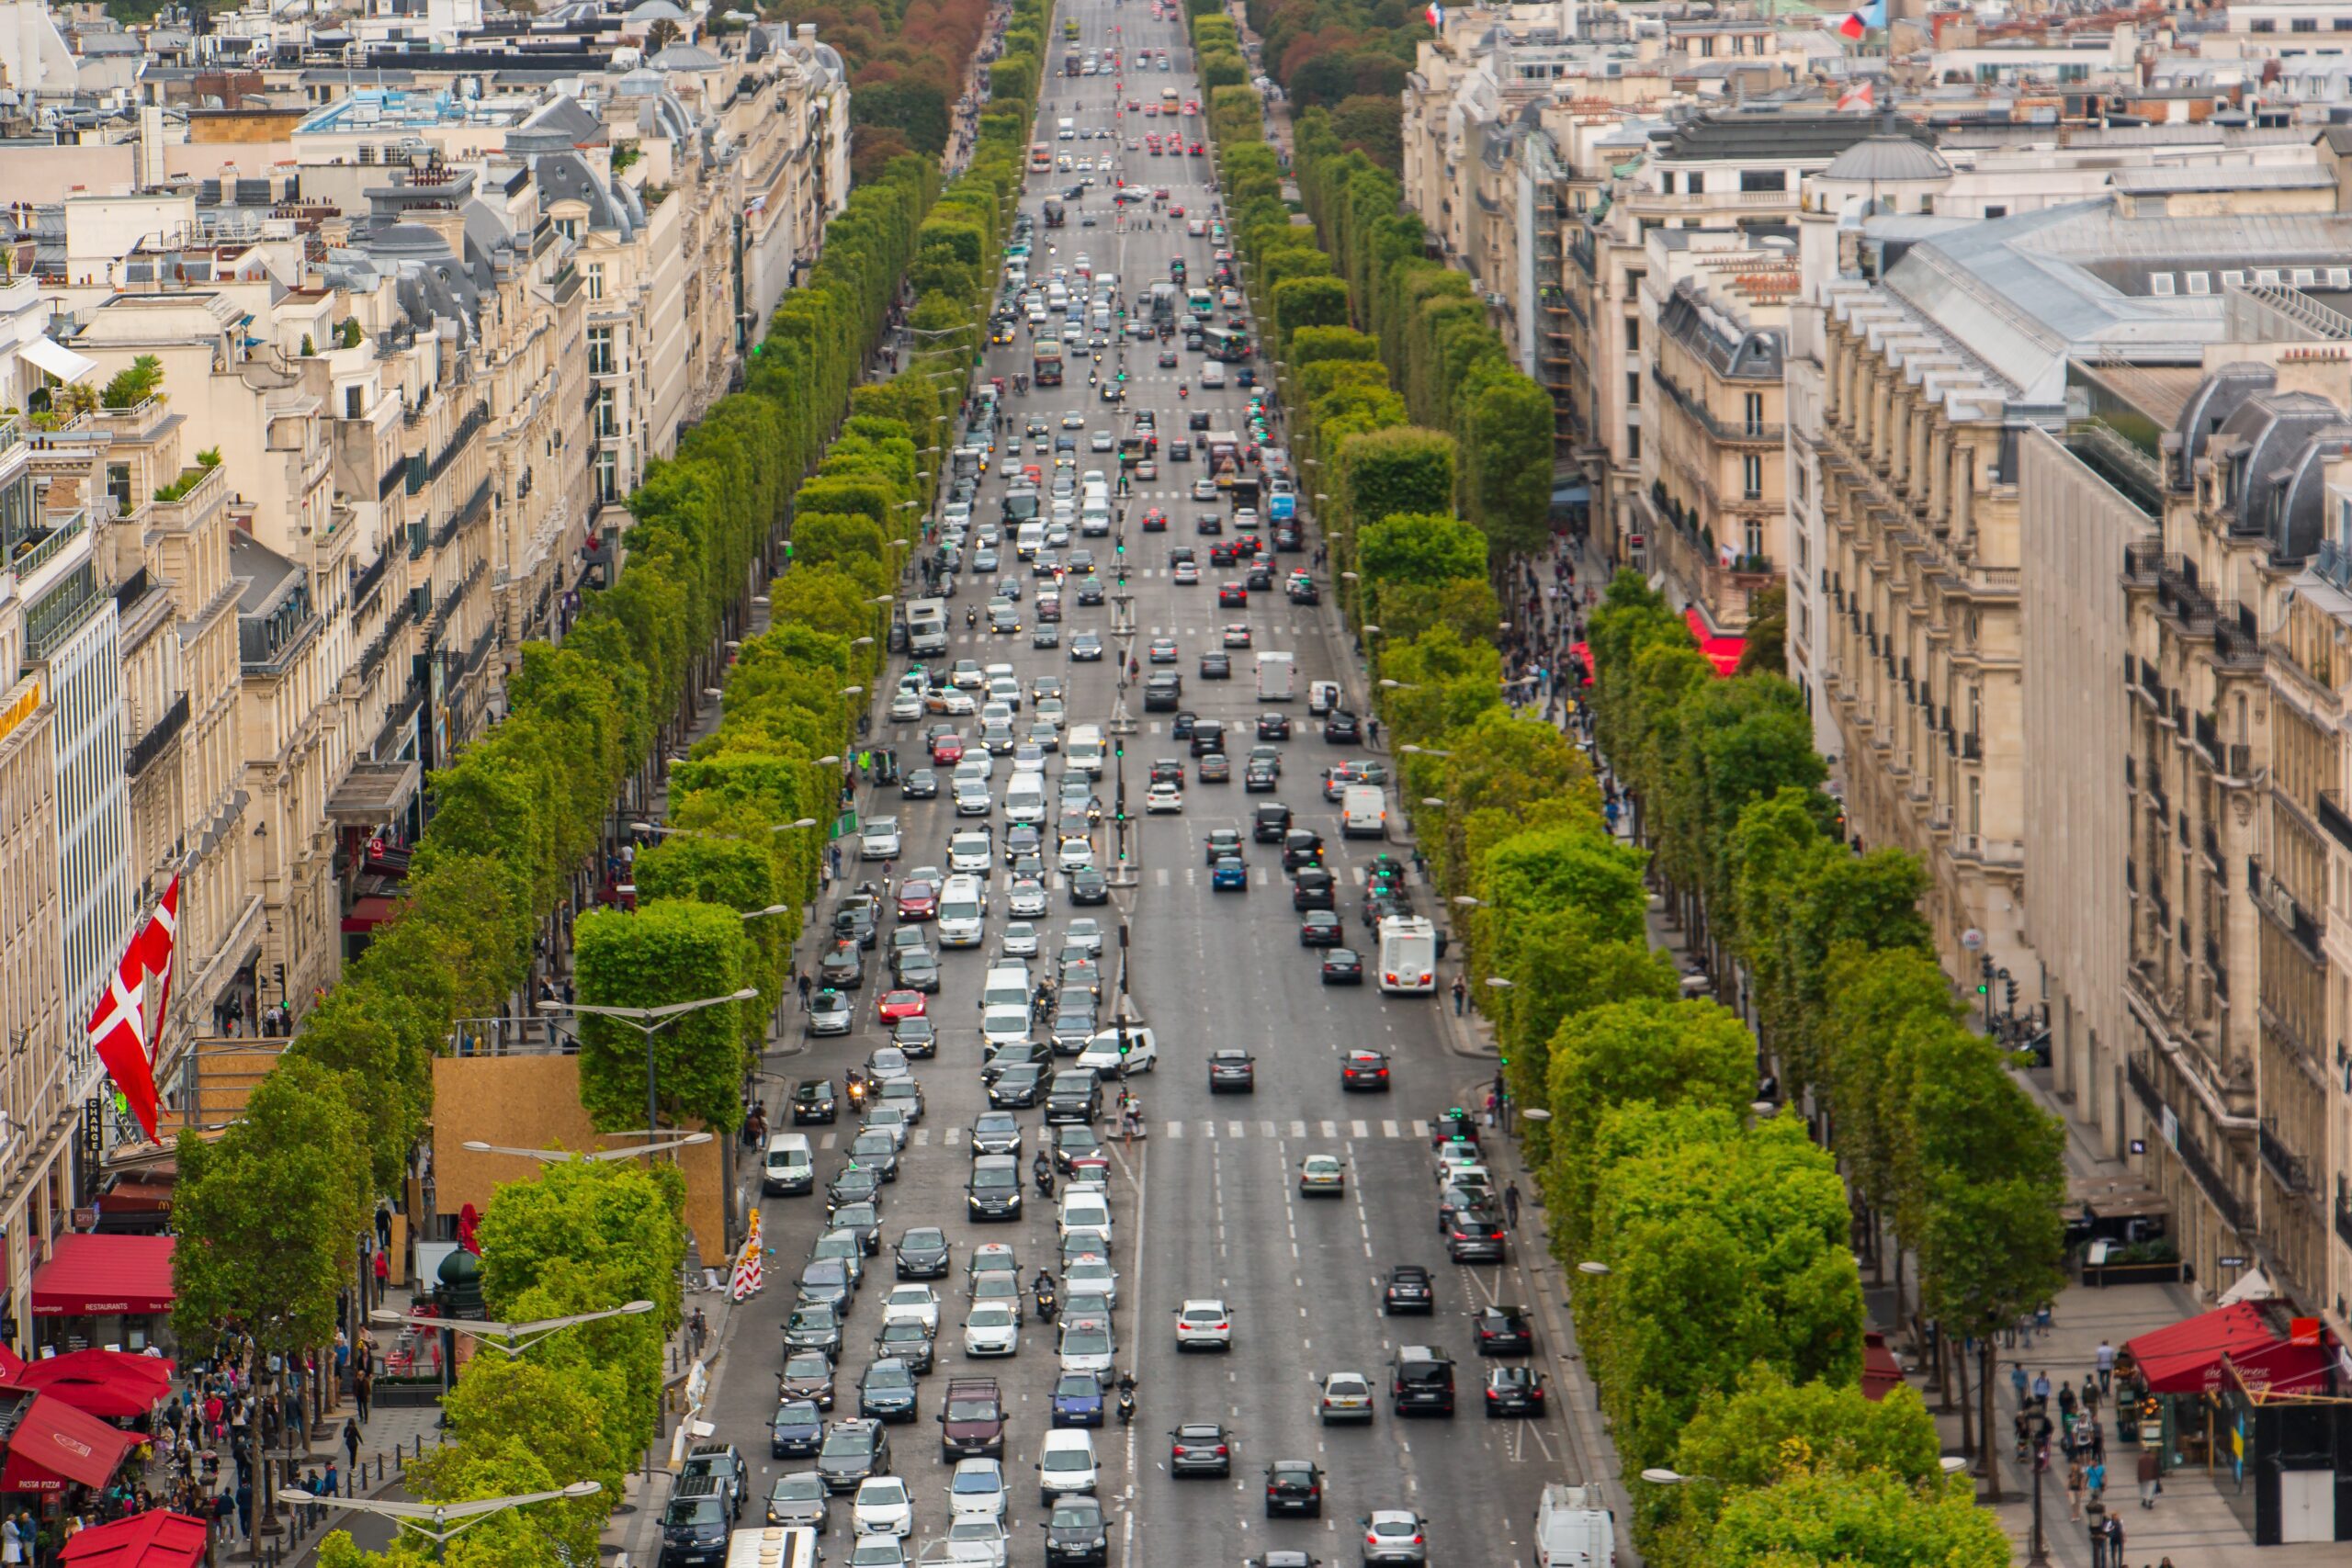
left=797, top=23, right=815, bottom=40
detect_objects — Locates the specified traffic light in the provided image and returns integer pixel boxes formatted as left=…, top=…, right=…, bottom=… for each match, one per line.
left=2004, top=972, right=2019, bottom=1010
left=1975, top=954, right=1992, bottom=997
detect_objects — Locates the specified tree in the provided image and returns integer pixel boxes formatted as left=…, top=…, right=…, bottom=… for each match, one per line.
left=1340, top=426, right=1456, bottom=525
left=1737, top=583, right=1787, bottom=677
left=475, top=1157, right=686, bottom=1348
left=1270, top=276, right=1351, bottom=344
left=1290, top=324, right=1381, bottom=366
left=1355, top=510, right=1487, bottom=584
left=1919, top=1172, right=2067, bottom=1506
left=571, top=901, right=753, bottom=1134
left=405, top=1357, right=629, bottom=1566
left=1457, top=364, right=1555, bottom=557
left=1698, top=1459, right=2007, bottom=1568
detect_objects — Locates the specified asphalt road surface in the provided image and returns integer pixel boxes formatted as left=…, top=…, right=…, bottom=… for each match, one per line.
left=695, top=6, right=1589, bottom=1563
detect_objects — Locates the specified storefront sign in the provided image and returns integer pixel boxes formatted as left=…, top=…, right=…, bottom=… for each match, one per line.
left=2290, top=1316, right=2322, bottom=1347
left=0, top=677, right=40, bottom=746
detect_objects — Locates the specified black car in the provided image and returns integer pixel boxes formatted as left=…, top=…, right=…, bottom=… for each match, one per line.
left=894, top=1226, right=952, bottom=1279
left=684, top=1443, right=749, bottom=1522
left=1045, top=1070, right=1102, bottom=1125
left=1069, top=866, right=1110, bottom=904
left=1299, top=910, right=1343, bottom=948
left=1484, top=1365, right=1547, bottom=1418
left=780, top=1351, right=837, bottom=1409
left=1339, top=1049, right=1389, bottom=1089
left=1286, top=576, right=1319, bottom=604
left=1150, top=757, right=1185, bottom=786
left=795, top=1258, right=855, bottom=1312
left=771, top=1399, right=826, bottom=1459
left=983, top=1040, right=1053, bottom=1084
left=1207, top=1050, right=1256, bottom=1093
left=784, top=1302, right=843, bottom=1359
left=967, top=1154, right=1023, bottom=1220
left=1200, top=652, right=1231, bottom=679
left=1390, top=1347, right=1457, bottom=1416
left=1262, top=1460, right=1325, bottom=1517
left=1323, top=710, right=1362, bottom=744
left=1076, top=578, right=1104, bottom=605
left=1282, top=830, right=1326, bottom=871
left=818, top=941, right=865, bottom=990
left=814, top=1418, right=890, bottom=1493
left=989, top=1064, right=1046, bottom=1109
left=1256, top=712, right=1291, bottom=740
left=1383, top=1265, right=1435, bottom=1315
left=900, top=767, right=940, bottom=799
left=1170, top=1422, right=1232, bottom=1477
left=1253, top=803, right=1293, bottom=842
left=967, top=1111, right=1024, bottom=1156
left=893, top=1016, right=938, bottom=1057
left=1475, top=1305, right=1534, bottom=1356
left=858, top=1358, right=922, bottom=1422
left=828, top=1166, right=882, bottom=1211
left=661, top=1478, right=732, bottom=1565
left=1190, top=720, right=1227, bottom=757
left=1044, top=1494, right=1111, bottom=1565
left=830, top=1201, right=884, bottom=1256
left=1292, top=868, right=1337, bottom=911
left=1244, top=759, right=1279, bottom=792
left=1322, top=948, right=1365, bottom=986
left=792, top=1078, right=839, bottom=1125
left=763, top=1472, right=831, bottom=1532
left=873, top=1318, right=936, bottom=1375
left=1143, top=673, right=1182, bottom=711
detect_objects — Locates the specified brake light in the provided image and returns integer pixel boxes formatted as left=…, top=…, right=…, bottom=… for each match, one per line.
left=1215, top=1445, right=1228, bottom=1456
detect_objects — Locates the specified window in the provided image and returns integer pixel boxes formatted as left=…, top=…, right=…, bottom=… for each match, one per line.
left=106, top=464, right=132, bottom=515
left=587, top=262, right=605, bottom=302
left=1744, top=517, right=1764, bottom=558
left=345, top=385, right=365, bottom=419
left=2293, top=16, right=2317, bottom=30
left=1738, top=169, right=1787, bottom=193
left=553, top=216, right=579, bottom=242
left=1743, top=454, right=1764, bottom=500
left=1744, top=391, right=1765, bottom=434
left=1626, top=317, right=1640, bottom=351
left=588, top=326, right=615, bottom=377
left=1795, top=463, right=1808, bottom=505
left=1626, top=425, right=1641, bottom=462
left=2251, top=16, right=2276, bottom=29
left=594, top=386, right=617, bottom=440
left=1626, top=371, right=1641, bottom=406
left=1983, top=205, right=2007, bottom=220
left=595, top=448, right=619, bottom=503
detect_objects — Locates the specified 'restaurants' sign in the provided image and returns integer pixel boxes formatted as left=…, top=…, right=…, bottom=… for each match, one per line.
left=0, top=676, right=42, bottom=746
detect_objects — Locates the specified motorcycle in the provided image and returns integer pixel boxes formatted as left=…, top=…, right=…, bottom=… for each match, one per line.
left=1035, top=1286, right=1059, bottom=1324
left=1115, top=1382, right=1136, bottom=1426
left=1035, top=1160, right=1057, bottom=1199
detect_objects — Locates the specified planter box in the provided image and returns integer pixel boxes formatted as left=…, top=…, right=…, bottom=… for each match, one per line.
left=2081, top=1258, right=2188, bottom=1289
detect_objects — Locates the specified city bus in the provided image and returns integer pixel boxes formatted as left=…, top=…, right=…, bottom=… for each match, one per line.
left=1377, top=916, right=1439, bottom=995
left=1202, top=325, right=1250, bottom=362
left=1030, top=142, right=1052, bottom=172
left=1160, top=87, right=1181, bottom=114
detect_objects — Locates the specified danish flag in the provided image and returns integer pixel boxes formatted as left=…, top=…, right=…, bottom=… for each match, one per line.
left=84, top=875, right=176, bottom=1144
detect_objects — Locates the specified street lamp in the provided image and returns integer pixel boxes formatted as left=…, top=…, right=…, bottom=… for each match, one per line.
left=330, top=1482, right=604, bottom=1549
left=368, top=1303, right=654, bottom=1358
left=839, top=685, right=865, bottom=697
left=1639, top=1469, right=1691, bottom=1485
left=1453, top=896, right=1482, bottom=908
left=1485, top=976, right=1513, bottom=989
left=1577, top=1261, right=1612, bottom=1277
left=461, top=1135, right=714, bottom=1164
left=1361, top=626, right=1385, bottom=637
left=741, top=904, right=793, bottom=921
left=1420, top=797, right=1446, bottom=807
left=1399, top=745, right=1452, bottom=759
left=1378, top=679, right=1414, bottom=691
left=537, top=991, right=760, bottom=1156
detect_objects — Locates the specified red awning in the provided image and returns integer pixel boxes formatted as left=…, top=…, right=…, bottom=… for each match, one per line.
left=15, top=1350, right=175, bottom=1419
left=30, top=1235, right=176, bottom=1316
left=2222, top=1335, right=2334, bottom=1399
left=1684, top=607, right=1745, bottom=678
left=341, top=894, right=398, bottom=934
left=2126, top=1302, right=2288, bottom=1394
left=0, top=1393, right=141, bottom=1491
left=61, top=1510, right=209, bottom=1567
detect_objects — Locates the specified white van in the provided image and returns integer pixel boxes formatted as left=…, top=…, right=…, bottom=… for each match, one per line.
left=1532, top=1483, right=1615, bottom=1568
left=1057, top=117, right=1077, bottom=140
left=1066, top=725, right=1106, bottom=777
left=1080, top=502, right=1111, bottom=536
left=1057, top=1190, right=1114, bottom=1248
left=938, top=875, right=988, bottom=947
left=981, top=963, right=1033, bottom=1015
left=1075, top=1024, right=1156, bottom=1075
left=762, top=1133, right=814, bottom=1196
left=1005, top=775, right=1047, bottom=825
left=1340, top=784, right=1387, bottom=840
left=1017, top=522, right=1046, bottom=559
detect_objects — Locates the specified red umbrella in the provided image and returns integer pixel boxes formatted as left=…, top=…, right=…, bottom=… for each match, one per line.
left=13, top=1350, right=174, bottom=1420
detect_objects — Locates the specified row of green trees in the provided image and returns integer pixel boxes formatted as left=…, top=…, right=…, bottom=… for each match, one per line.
left=176, top=19, right=1053, bottom=1560
left=1587, top=577, right=2069, bottom=1493
left=1203, top=60, right=2017, bottom=1566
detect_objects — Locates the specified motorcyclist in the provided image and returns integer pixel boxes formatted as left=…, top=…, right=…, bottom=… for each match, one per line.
left=1033, top=1151, right=1056, bottom=1196
left=966, top=604, right=978, bottom=628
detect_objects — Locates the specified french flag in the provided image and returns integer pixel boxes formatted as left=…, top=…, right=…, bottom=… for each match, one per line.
left=1426, top=2, right=1443, bottom=28
left=1839, top=1, right=1884, bottom=38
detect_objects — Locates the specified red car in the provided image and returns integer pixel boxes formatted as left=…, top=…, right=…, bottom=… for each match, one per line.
left=1217, top=583, right=1248, bottom=608
left=1189, top=141, right=1205, bottom=156
left=1142, top=508, right=1168, bottom=532
left=1183, top=99, right=1200, bottom=115
left=877, top=989, right=927, bottom=1023
left=896, top=879, right=938, bottom=921
left=931, top=732, right=966, bottom=765
left=1168, top=204, right=1185, bottom=219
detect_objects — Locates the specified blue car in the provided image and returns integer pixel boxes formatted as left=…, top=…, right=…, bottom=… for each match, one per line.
left=1210, top=856, right=1249, bottom=892
left=772, top=1399, right=826, bottom=1459
left=1052, top=1371, right=1105, bottom=1427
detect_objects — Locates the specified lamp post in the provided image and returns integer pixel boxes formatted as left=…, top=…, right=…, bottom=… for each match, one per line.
left=329, top=1481, right=604, bottom=1550
left=461, top=1134, right=714, bottom=1164
left=1399, top=744, right=1452, bottom=760
left=368, top=1302, right=656, bottom=1359
left=537, top=991, right=759, bottom=1161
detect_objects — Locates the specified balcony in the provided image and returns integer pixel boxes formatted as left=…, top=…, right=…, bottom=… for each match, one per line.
left=1648, top=367, right=1784, bottom=446
left=2122, top=540, right=2163, bottom=585
left=2155, top=559, right=2218, bottom=634
left=2213, top=606, right=2265, bottom=670
left=124, top=691, right=190, bottom=780
left=2127, top=1052, right=2249, bottom=1231
left=350, top=549, right=391, bottom=610
left=2320, top=790, right=2352, bottom=852
left=2259, top=1121, right=2312, bottom=1195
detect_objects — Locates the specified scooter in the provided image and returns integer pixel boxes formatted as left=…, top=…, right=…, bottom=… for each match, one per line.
left=1035, top=1286, right=1060, bottom=1324
left=1115, top=1383, right=1136, bottom=1426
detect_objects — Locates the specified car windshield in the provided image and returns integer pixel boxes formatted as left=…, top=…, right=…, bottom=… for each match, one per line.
left=665, top=1499, right=723, bottom=1527
left=945, top=1399, right=998, bottom=1422
left=1053, top=1374, right=1099, bottom=1398
left=951, top=1470, right=999, bottom=1495
left=820, top=1431, right=871, bottom=1460
left=969, top=1304, right=1015, bottom=1324
left=1052, top=1503, right=1102, bottom=1528
left=1062, top=1326, right=1112, bottom=1354
left=777, top=1401, right=819, bottom=1425
left=773, top=1475, right=825, bottom=1501
left=1043, top=1448, right=1091, bottom=1472
left=867, top=1365, right=912, bottom=1389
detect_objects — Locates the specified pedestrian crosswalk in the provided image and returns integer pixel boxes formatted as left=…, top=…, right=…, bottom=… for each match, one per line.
left=825, top=1118, right=1433, bottom=1148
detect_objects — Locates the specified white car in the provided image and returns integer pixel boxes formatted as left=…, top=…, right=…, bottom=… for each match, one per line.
left=1318, top=1371, right=1375, bottom=1424
left=1075, top=1025, right=1156, bottom=1074
left=988, top=677, right=1023, bottom=711
left=862, top=818, right=902, bottom=860
left=981, top=1007, right=1033, bottom=1048
left=881, top=1284, right=941, bottom=1332
left=1175, top=1299, right=1232, bottom=1351
left=954, top=779, right=993, bottom=817
left=848, top=1536, right=908, bottom=1568
left=1037, top=1430, right=1100, bottom=1506
left=964, top=1302, right=1021, bottom=1357
left=928, top=688, right=978, bottom=716
left=947, top=1458, right=1008, bottom=1522
left=951, top=660, right=987, bottom=690
left=1435, top=1143, right=1483, bottom=1184
left=853, top=1476, right=913, bottom=1538
left=1063, top=1253, right=1118, bottom=1308
left=1063, top=919, right=1104, bottom=955
left=1056, top=835, right=1097, bottom=874
left=888, top=691, right=923, bottom=723
left=1000, top=921, right=1041, bottom=957
left=944, top=1516, right=1009, bottom=1567
left=950, top=832, right=994, bottom=874
left=1057, top=1315, right=1115, bottom=1379
left=1007, top=879, right=1049, bottom=918
left=1057, top=1190, right=1114, bottom=1249
left=1145, top=781, right=1183, bottom=813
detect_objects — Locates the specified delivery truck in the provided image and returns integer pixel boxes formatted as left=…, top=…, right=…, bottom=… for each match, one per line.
left=1255, top=649, right=1294, bottom=701
left=903, top=597, right=949, bottom=658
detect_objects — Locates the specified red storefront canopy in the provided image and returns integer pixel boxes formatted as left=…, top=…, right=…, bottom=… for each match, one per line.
left=30, top=1235, right=175, bottom=1317
left=14, top=1350, right=175, bottom=1420
left=1683, top=607, right=1746, bottom=677
left=60, top=1510, right=210, bottom=1567
left=2126, top=1302, right=2290, bottom=1394
left=0, top=1393, right=141, bottom=1492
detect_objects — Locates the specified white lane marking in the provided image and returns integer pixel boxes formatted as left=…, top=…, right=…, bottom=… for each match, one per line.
left=1288, top=1120, right=1306, bottom=1137
left=1382, top=1119, right=1400, bottom=1138
left=1351, top=1120, right=1370, bottom=1138
left=1166, top=1121, right=1183, bottom=1138
left=1260, top=1121, right=1276, bottom=1137
left=912, top=1128, right=931, bottom=1146
left=1319, top=1120, right=1337, bottom=1138
left=1155, top=867, right=1170, bottom=886
left=1411, top=1119, right=1430, bottom=1137
left=944, top=1126, right=963, bottom=1147
left=1228, top=1121, right=1245, bottom=1139
left=820, top=1133, right=837, bottom=1149
left=1202, top=1121, right=1216, bottom=1138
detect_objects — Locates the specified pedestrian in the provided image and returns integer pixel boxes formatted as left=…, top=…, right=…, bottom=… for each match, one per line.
left=2086, top=1506, right=2109, bottom=1568
left=355, top=1360, right=374, bottom=1423
left=1503, top=1181, right=1521, bottom=1229
left=2066, top=1460, right=2086, bottom=1521
left=2086, top=1456, right=2106, bottom=1507
left=1483, top=1089, right=1498, bottom=1127
left=2103, top=1513, right=2124, bottom=1560
left=370, top=1247, right=390, bottom=1306
left=2032, top=1370, right=2052, bottom=1407
left=343, top=1417, right=360, bottom=1471
left=1451, top=976, right=1466, bottom=1016
left=4, top=1511, right=21, bottom=1566
left=1365, top=716, right=1380, bottom=748
left=2010, top=1361, right=2030, bottom=1409
left=2096, top=1338, right=2116, bottom=1392
left=2136, top=1446, right=2159, bottom=1508
left=2081, top=1374, right=2101, bottom=1423
left=797, top=973, right=814, bottom=1010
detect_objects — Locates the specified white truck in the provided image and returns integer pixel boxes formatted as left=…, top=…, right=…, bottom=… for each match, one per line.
left=1255, top=649, right=1295, bottom=701
left=904, top=597, right=950, bottom=659
left=1532, top=1483, right=1615, bottom=1568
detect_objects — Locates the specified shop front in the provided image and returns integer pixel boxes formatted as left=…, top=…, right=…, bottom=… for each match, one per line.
left=29, top=1236, right=176, bottom=1357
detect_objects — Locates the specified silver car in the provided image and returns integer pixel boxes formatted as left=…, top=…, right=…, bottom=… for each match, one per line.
left=1363, top=1508, right=1429, bottom=1563
left=765, top=1472, right=830, bottom=1531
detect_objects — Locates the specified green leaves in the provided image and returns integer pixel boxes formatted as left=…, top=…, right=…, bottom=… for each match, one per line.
left=571, top=902, right=752, bottom=1134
